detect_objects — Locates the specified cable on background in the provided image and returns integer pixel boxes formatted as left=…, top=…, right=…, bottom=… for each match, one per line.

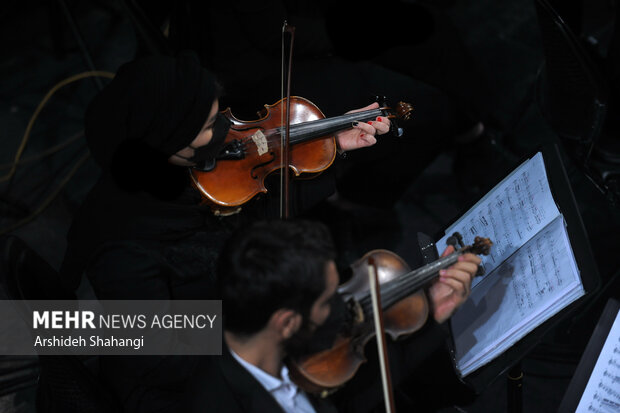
left=0, top=70, right=114, bottom=184
left=0, top=70, right=115, bottom=234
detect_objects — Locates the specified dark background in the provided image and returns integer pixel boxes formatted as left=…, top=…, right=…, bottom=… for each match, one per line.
left=1, top=0, right=620, bottom=412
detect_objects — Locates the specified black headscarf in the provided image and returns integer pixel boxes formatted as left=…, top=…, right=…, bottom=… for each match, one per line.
left=87, top=53, right=218, bottom=170
left=60, top=53, right=223, bottom=290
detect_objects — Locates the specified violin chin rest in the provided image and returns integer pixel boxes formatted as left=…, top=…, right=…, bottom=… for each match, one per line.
left=192, top=158, right=216, bottom=172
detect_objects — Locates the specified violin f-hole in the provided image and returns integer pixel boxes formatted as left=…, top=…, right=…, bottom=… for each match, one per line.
left=251, top=151, right=276, bottom=179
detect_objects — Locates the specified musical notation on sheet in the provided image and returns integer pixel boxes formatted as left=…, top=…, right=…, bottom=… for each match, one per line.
left=451, top=216, right=583, bottom=375
left=576, top=311, right=620, bottom=412
left=438, top=152, right=560, bottom=288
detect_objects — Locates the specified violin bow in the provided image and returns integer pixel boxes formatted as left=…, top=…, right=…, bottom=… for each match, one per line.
left=280, top=21, right=295, bottom=219
left=368, top=257, right=397, bottom=413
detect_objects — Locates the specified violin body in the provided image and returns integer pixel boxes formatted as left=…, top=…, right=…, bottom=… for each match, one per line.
left=342, top=250, right=429, bottom=337
left=288, top=250, right=428, bottom=395
left=190, top=97, right=336, bottom=214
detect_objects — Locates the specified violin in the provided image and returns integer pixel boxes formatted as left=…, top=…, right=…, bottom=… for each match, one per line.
left=286, top=234, right=492, bottom=396
left=189, top=97, right=413, bottom=215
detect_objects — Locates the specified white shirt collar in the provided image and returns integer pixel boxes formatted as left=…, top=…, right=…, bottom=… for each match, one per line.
left=229, top=349, right=297, bottom=394
left=229, top=349, right=317, bottom=413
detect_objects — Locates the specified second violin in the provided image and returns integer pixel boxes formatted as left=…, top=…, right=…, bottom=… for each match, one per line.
left=287, top=235, right=492, bottom=396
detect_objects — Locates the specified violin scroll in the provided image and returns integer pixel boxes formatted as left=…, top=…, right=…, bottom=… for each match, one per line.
left=376, top=97, right=413, bottom=137
left=374, top=95, right=413, bottom=122
left=469, top=236, right=493, bottom=256
left=394, top=101, right=414, bottom=121
left=447, top=232, right=492, bottom=256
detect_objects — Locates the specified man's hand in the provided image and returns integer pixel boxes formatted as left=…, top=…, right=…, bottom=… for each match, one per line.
left=335, top=102, right=390, bottom=152
left=428, top=245, right=481, bottom=324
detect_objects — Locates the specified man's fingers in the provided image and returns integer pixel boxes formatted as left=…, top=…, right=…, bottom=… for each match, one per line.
left=441, top=245, right=455, bottom=257
left=440, top=268, right=472, bottom=296
left=459, top=253, right=482, bottom=265
left=450, top=261, right=479, bottom=281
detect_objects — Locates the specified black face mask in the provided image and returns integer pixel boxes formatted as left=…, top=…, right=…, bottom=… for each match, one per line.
left=285, top=293, right=348, bottom=358
left=176, top=113, right=231, bottom=165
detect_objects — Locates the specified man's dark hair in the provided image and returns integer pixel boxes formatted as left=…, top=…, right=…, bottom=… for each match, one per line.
left=217, top=219, right=336, bottom=337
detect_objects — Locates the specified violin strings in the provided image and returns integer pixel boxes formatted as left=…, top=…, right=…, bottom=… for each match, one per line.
left=233, top=124, right=378, bottom=159
left=358, top=276, right=430, bottom=317
left=357, top=254, right=461, bottom=317
left=235, top=108, right=383, bottom=149
left=359, top=274, right=433, bottom=317
left=360, top=254, right=461, bottom=314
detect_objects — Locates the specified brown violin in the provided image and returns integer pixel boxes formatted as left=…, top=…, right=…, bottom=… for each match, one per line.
left=189, top=96, right=413, bottom=215
left=287, top=235, right=492, bottom=396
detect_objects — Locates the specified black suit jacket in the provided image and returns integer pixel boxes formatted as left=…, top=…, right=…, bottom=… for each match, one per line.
left=183, top=350, right=337, bottom=413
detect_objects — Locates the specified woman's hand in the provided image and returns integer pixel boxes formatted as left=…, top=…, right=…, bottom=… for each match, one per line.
left=335, top=102, right=390, bottom=152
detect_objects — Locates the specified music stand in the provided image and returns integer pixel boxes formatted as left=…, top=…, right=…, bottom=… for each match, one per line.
left=558, top=298, right=620, bottom=412
left=435, top=143, right=601, bottom=407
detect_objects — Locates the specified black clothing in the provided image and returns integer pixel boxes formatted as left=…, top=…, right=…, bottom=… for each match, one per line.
left=77, top=228, right=234, bottom=412
left=85, top=53, right=218, bottom=170
left=184, top=349, right=337, bottom=413
left=60, top=53, right=222, bottom=291
left=330, top=318, right=452, bottom=413
left=61, top=179, right=213, bottom=291
left=85, top=228, right=230, bottom=301
left=181, top=321, right=452, bottom=413
left=57, top=54, right=235, bottom=413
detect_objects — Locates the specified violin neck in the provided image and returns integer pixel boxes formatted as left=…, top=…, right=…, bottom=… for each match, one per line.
left=360, top=249, right=466, bottom=317
left=286, top=108, right=384, bottom=145
left=384, top=252, right=462, bottom=308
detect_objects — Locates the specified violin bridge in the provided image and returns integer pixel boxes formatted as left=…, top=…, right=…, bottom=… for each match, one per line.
left=251, top=130, right=269, bottom=156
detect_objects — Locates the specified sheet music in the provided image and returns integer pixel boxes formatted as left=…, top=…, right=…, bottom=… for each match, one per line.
left=437, top=152, right=560, bottom=288
left=576, top=310, right=620, bottom=413
left=451, top=216, right=584, bottom=375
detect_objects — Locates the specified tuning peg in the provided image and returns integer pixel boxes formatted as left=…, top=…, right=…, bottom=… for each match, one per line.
left=374, top=95, right=388, bottom=107
left=392, top=126, right=404, bottom=137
